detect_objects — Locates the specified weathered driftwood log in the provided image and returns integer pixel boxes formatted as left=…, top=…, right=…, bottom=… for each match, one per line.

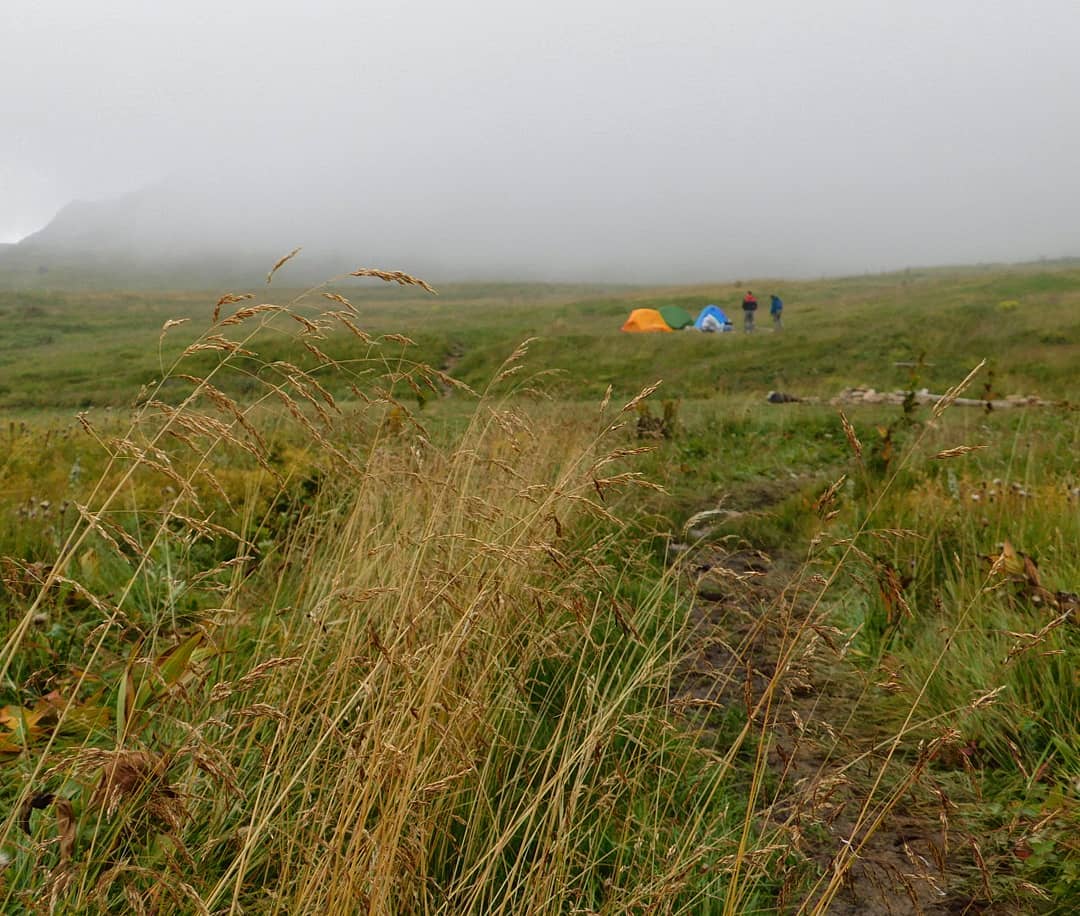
left=829, top=387, right=1054, bottom=409
left=766, top=387, right=1059, bottom=409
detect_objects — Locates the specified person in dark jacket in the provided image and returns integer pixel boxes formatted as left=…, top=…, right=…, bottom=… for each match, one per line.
left=742, top=291, right=758, bottom=333
left=770, top=294, right=783, bottom=331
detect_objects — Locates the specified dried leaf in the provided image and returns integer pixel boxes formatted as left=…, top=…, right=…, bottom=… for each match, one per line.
left=18, top=792, right=56, bottom=835
left=55, top=798, right=76, bottom=865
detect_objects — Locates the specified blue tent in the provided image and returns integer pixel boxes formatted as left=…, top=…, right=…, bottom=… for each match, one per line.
left=694, top=304, right=732, bottom=332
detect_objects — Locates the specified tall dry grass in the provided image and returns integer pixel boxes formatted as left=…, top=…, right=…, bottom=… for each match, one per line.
left=6, top=265, right=1066, bottom=913
left=0, top=273, right=784, bottom=914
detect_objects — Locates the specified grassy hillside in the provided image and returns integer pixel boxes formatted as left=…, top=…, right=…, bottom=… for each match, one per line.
left=1, top=263, right=1076, bottom=413
left=0, top=262, right=1076, bottom=913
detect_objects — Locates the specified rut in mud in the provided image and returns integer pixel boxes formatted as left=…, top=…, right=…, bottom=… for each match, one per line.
left=668, top=492, right=1009, bottom=914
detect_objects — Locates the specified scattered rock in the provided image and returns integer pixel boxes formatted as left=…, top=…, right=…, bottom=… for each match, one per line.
left=665, top=541, right=691, bottom=564
left=831, top=386, right=1057, bottom=409
left=695, top=574, right=729, bottom=602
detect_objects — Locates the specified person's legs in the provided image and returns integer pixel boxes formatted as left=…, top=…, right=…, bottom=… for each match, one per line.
left=744, top=311, right=754, bottom=333
left=773, top=313, right=782, bottom=331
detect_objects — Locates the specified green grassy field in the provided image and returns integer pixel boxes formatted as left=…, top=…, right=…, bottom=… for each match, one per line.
left=0, top=263, right=1076, bottom=913
left=2, top=261, right=1077, bottom=411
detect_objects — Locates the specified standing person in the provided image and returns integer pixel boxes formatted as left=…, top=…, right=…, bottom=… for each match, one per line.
left=770, top=294, right=784, bottom=331
left=741, top=291, right=758, bottom=333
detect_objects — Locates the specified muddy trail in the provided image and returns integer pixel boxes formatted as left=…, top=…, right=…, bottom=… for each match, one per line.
left=667, top=484, right=1012, bottom=915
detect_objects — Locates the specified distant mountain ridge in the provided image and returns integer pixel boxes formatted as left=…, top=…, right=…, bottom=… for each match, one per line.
left=15, top=194, right=144, bottom=252
left=0, top=185, right=402, bottom=289
left=4, top=185, right=1080, bottom=290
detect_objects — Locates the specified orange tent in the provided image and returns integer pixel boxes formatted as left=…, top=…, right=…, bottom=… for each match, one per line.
left=621, top=308, right=673, bottom=333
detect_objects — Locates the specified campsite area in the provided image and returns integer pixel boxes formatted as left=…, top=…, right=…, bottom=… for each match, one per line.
left=0, top=261, right=1077, bottom=913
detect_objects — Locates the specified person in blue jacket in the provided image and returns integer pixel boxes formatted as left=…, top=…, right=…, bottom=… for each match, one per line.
left=770, top=294, right=784, bottom=331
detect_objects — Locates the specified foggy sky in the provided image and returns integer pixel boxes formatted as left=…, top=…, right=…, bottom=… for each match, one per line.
left=4, top=0, right=1080, bottom=282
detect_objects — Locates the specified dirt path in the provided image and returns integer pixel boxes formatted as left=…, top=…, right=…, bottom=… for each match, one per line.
left=670, top=533, right=998, bottom=914
left=437, top=342, right=466, bottom=395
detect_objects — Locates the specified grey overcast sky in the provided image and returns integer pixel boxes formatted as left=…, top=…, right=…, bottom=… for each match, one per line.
left=3, top=0, right=1079, bottom=280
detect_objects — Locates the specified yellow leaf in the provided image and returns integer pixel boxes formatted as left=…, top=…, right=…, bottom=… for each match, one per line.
left=998, top=540, right=1026, bottom=577
left=79, top=547, right=98, bottom=578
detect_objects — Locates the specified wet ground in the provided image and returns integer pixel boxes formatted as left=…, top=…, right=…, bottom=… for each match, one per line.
left=668, top=536, right=1011, bottom=914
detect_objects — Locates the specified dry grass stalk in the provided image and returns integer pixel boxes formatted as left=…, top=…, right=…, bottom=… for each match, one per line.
left=186, top=378, right=271, bottom=450
left=969, top=685, right=1007, bottom=709
left=266, top=246, right=302, bottom=284
left=838, top=411, right=862, bottom=460
left=933, top=444, right=987, bottom=460
left=218, top=303, right=285, bottom=326
left=429, top=366, right=478, bottom=397
left=302, top=340, right=335, bottom=366
left=329, top=311, right=374, bottom=342
left=813, top=474, right=847, bottom=517
left=159, top=318, right=190, bottom=342
left=491, top=338, right=535, bottom=385
left=231, top=703, right=289, bottom=722
left=183, top=335, right=256, bottom=357
left=931, top=359, right=986, bottom=418
left=213, top=292, right=254, bottom=323
left=272, top=360, right=339, bottom=411
left=620, top=380, right=663, bottom=414
left=186, top=745, right=244, bottom=800
left=210, top=656, right=302, bottom=701
left=49, top=572, right=122, bottom=618
left=969, top=836, right=993, bottom=901
left=322, top=291, right=358, bottom=313
left=266, top=386, right=356, bottom=472
left=1003, top=609, right=1072, bottom=663
left=72, top=500, right=144, bottom=557
left=289, top=312, right=327, bottom=336
left=349, top=267, right=437, bottom=294
left=590, top=445, right=655, bottom=473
